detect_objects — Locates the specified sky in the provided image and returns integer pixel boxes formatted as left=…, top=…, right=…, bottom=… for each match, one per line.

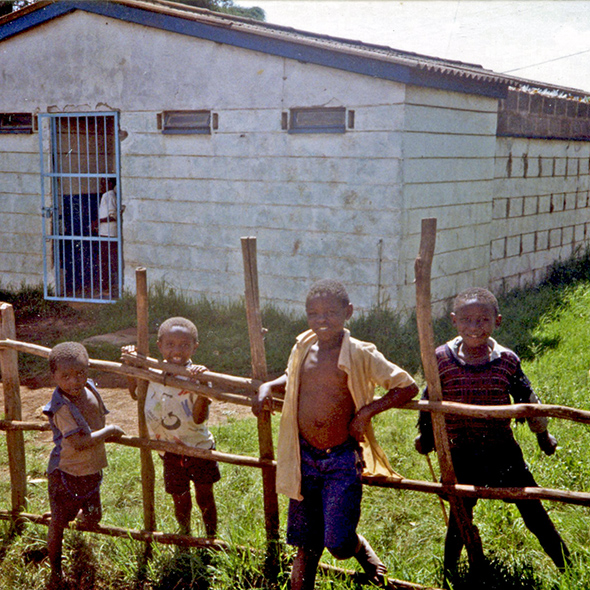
left=238, top=1, right=590, bottom=93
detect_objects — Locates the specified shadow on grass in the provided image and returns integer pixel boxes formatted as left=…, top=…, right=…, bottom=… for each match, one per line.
left=151, top=550, right=212, bottom=590
left=445, top=555, right=544, bottom=590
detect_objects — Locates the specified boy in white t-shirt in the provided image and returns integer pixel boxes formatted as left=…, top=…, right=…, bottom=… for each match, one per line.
left=124, top=317, right=219, bottom=538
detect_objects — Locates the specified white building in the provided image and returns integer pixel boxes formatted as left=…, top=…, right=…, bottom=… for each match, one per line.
left=1, top=0, right=589, bottom=311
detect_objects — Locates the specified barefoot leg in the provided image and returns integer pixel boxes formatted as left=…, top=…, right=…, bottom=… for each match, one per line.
left=354, top=535, right=387, bottom=584
left=291, top=547, right=322, bottom=590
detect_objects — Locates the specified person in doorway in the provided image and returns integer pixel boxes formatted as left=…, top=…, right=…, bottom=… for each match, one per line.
left=44, top=341, right=125, bottom=588
left=98, top=178, right=121, bottom=297
left=414, top=287, right=570, bottom=582
left=253, top=279, right=418, bottom=590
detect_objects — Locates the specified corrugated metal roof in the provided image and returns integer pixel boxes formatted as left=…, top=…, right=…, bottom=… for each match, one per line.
left=2, top=0, right=584, bottom=99
left=132, top=0, right=510, bottom=88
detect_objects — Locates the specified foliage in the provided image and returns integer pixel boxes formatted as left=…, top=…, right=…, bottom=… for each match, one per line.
left=0, top=282, right=74, bottom=323
left=167, top=0, right=265, bottom=21
left=0, top=0, right=265, bottom=21
left=0, top=0, right=35, bottom=18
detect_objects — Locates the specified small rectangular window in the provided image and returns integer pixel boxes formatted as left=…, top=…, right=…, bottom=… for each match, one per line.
left=288, top=107, right=347, bottom=134
left=0, top=113, right=33, bottom=134
left=160, top=110, right=212, bottom=134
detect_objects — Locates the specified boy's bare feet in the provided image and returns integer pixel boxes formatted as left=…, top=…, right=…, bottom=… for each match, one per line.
left=354, top=535, right=387, bottom=585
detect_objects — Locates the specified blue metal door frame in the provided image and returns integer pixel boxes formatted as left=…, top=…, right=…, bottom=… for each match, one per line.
left=39, top=112, right=122, bottom=302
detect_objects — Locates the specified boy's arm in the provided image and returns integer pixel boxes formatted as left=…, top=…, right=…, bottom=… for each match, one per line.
left=68, top=424, right=125, bottom=451
left=185, top=364, right=211, bottom=424
left=510, top=364, right=557, bottom=455
left=414, top=387, right=435, bottom=455
left=121, top=344, right=138, bottom=400
left=192, top=395, right=211, bottom=425
left=252, top=373, right=287, bottom=416
left=349, top=383, right=418, bottom=442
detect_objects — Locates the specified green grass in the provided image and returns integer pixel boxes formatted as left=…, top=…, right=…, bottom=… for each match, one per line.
left=3, top=251, right=590, bottom=587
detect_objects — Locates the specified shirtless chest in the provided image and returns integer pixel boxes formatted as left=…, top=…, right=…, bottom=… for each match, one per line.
left=297, top=345, right=356, bottom=449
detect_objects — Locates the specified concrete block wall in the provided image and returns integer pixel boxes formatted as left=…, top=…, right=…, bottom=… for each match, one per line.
left=491, top=137, right=590, bottom=292
left=397, top=86, right=498, bottom=312
left=498, top=88, right=590, bottom=141
left=0, top=133, right=44, bottom=286
left=3, top=10, right=590, bottom=313
left=6, top=10, right=406, bottom=311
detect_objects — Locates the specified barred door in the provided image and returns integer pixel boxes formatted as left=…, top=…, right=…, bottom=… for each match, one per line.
left=39, top=112, right=122, bottom=302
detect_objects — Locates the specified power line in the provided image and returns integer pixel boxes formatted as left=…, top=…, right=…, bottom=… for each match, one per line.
left=502, top=47, right=590, bottom=74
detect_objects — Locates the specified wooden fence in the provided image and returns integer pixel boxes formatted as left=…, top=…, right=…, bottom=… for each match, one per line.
left=1, top=230, right=590, bottom=590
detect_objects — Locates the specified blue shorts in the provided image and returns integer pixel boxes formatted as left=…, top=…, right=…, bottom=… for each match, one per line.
left=287, top=437, right=363, bottom=554
left=48, top=469, right=102, bottom=526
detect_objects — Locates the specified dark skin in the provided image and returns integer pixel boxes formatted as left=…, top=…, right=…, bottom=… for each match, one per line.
left=253, top=293, right=418, bottom=589
left=253, top=295, right=417, bottom=445
left=48, top=360, right=124, bottom=586
left=415, top=299, right=557, bottom=454
left=123, top=326, right=216, bottom=537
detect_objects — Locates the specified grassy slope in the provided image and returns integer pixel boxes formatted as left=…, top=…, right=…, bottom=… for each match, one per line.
left=2, top=270, right=590, bottom=588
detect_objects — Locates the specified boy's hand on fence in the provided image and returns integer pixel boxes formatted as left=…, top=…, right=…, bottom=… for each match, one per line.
left=187, top=364, right=208, bottom=378
left=252, top=385, right=273, bottom=417
left=537, top=430, right=558, bottom=455
left=414, top=434, right=430, bottom=455
left=121, top=344, right=137, bottom=356
left=105, top=425, right=126, bottom=441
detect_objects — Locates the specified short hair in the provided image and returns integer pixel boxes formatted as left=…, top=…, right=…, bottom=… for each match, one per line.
left=453, top=287, right=500, bottom=316
left=49, top=342, right=89, bottom=374
left=306, top=279, right=350, bottom=307
left=157, top=316, right=199, bottom=343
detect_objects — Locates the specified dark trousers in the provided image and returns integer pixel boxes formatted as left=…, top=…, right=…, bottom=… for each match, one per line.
left=445, top=496, right=569, bottom=571
left=100, top=240, right=119, bottom=297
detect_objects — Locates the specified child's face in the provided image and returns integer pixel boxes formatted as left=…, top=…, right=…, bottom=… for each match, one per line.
left=52, top=361, right=88, bottom=399
left=306, top=293, right=353, bottom=343
left=157, top=326, right=198, bottom=365
left=451, top=300, right=501, bottom=350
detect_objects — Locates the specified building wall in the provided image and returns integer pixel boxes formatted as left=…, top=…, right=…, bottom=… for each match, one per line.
left=396, top=86, right=590, bottom=312
left=1, top=10, right=589, bottom=312
left=0, top=132, right=43, bottom=286
left=0, top=11, right=407, bottom=309
left=398, top=85, right=499, bottom=312
left=491, top=137, right=590, bottom=292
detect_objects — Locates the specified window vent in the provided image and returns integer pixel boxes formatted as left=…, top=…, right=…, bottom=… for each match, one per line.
left=0, top=113, right=34, bottom=134
left=159, top=110, right=212, bottom=134
left=288, top=107, right=347, bottom=134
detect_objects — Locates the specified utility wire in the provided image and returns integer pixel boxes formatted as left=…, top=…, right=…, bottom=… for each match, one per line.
left=502, top=47, right=590, bottom=74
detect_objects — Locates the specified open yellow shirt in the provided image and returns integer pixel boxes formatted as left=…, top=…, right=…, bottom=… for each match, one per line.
left=276, top=329, right=416, bottom=500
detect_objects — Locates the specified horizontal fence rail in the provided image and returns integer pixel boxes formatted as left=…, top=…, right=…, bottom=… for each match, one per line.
left=1, top=336, right=589, bottom=507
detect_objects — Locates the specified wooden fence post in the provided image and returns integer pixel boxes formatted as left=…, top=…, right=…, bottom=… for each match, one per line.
left=241, top=237, right=280, bottom=578
left=135, top=269, right=156, bottom=542
left=0, top=303, right=27, bottom=529
left=414, top=218, right=484, bottom=570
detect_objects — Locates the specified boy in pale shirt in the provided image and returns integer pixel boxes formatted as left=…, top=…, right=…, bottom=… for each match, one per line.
left=253, top=279, right=418, bottom=590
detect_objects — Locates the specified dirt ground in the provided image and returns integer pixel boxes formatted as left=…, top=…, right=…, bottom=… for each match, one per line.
left=2, top=313, right=253, bottom=443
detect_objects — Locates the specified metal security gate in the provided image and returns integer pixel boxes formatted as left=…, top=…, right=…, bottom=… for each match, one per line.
left=39, top=112, right=122, bottom=302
